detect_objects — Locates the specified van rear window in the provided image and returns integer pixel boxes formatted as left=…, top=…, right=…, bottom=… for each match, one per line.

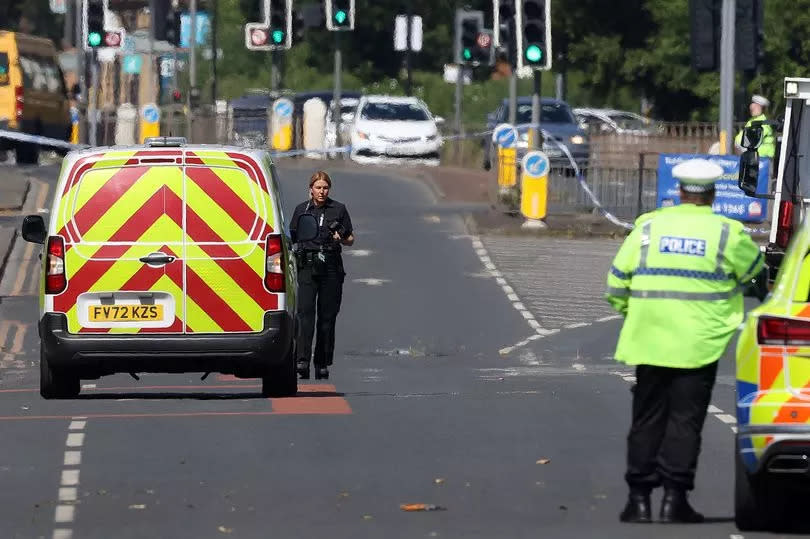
left=0, top=53, right=8, bottom=85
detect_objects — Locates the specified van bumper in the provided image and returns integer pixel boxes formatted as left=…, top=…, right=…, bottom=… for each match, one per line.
left=39, top=312, right=294, bottom=378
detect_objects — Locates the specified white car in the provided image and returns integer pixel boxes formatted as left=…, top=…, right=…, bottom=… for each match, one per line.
left=349, top=96, right=443, bottom=164
left=325, top=97, right=360, bottom=154
left=572, top=108, right=659, bottom=136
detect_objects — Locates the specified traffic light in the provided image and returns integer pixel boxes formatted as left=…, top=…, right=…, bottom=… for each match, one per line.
left=689, top=0, right=764, bottom=72
left=268, top=0, right=292, bottom=48
left=239, top=0, right=262, bottom=22
left=455, top=10, right=486, bottom=65
left=689, top=0, right=718, bottom=71
left=86, top=0, right=105, bottom=49
left=494, top=0, right=517, bottom=66
left=154, top=1, right=182, bottom=47
left=520, top=0, right=551, bottom=70
left=326, top=0, right=355, bottom=31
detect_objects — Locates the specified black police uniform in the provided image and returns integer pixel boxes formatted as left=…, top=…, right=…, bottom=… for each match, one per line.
left=289, top=197, right=353, bottom=378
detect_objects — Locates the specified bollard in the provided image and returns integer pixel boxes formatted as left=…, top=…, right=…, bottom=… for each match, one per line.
left=520, top=151, right=550, bottom=229
left=115, top=103, right=137, bottom=146
left=302, top=98, right=327, bottom=159
left=139, top=103, right=160, bottom=143
left=271, top=97, right=294, bottom=151
left=492, top=123, right=519, bottom=203
left=70, top=106, right=80, bottom=145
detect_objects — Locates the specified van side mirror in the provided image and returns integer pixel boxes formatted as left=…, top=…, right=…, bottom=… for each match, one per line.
left=295, top=214, right=318, bottom=243
left=741, top=123, right=763, bottom=149
left=738, top=149, right=760, bottom=196
left=22, top=215, right=46, bottom=244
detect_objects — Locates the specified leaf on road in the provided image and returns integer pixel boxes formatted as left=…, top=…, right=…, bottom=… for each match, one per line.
left=217, top=525, right=233, bottom=534
left=559, top=505, right=568, bottom=511
left=128, top=504, right=146, bottom=510
left=400, top=504, right=446, bottom=512
left=536, top=458, right=551, bottom=465
left=433, top=478, right=445, bottom=485
left=363, top=515, right=373, bottom=520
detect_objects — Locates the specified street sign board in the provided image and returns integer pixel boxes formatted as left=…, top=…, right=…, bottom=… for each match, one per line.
left=394, top=15, right=423, bottom=52
left=122, top=54, right=142, bottom=75
left=493, top=123, right=518, bottom=148
left=522, top=150, right=550, bottom=178
left=141, top=103, right=160, bottom=124
left=273, top=98, right=293, bottom=118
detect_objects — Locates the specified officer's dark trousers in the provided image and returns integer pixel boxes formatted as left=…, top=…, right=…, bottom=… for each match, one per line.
left=626, top=361, right=718, bottom=493
left=296, top=263, right=344, bottom=367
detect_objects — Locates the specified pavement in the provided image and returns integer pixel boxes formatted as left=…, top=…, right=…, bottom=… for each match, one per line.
left=0, top=159, right=799, bottom=538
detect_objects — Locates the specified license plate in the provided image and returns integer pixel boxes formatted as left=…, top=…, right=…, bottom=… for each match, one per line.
left=88, top=304, right=164, bottom=322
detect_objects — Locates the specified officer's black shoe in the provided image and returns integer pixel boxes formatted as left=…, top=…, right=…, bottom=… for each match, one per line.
left=297, top=361, right=310, bottom=380
left=659, top=489, right=704, bottom=523
left=314, top=367, right=329, bottom=380
left=619, top=493, right=652, bottom=523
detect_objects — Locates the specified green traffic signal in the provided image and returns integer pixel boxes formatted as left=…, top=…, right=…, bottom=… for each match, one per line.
left=463, top=48, right=472, bottom=61
left=272, top=30, right=284, bottom=44
left=334, top=10, right=347, bottom=24
left=88, top=32, right=102, bottom=47
left=525, top=44, right=542, bottom=63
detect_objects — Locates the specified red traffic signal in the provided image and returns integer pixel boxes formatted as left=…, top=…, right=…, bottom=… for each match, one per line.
left=104, top=30, right=123, bottom=48
left=172, top=90, right=182, bottom=103
left=250, top=27, right=268, bottom=46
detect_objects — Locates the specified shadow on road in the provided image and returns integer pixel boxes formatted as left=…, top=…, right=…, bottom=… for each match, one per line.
left=75, top=390, right=344, bottom=400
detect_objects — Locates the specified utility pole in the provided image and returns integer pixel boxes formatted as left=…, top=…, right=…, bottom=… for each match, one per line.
left=189, top=0, right=198, bottom=121
left=333, top=31, right=342, bottom=146
left=508, top=72, right=517, bottom=125
left=405, top=6, right=412, bottom=97
left=211, top=0, right=218, bottom=103
left=719, top=0, right=735, bottom=155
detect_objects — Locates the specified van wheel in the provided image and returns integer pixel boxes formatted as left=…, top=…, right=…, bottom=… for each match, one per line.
left=15, top=143, right=40, bottom=165
left=735, top=441, right=769, bottom=531
left=261, top=343, right=297, bottom=398
left=40, top=349, right=80, bottom=399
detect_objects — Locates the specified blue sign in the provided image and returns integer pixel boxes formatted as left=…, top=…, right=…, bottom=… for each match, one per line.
left=656, top=154, right=770, bottom=222
left=273, top=99, right=293, bottom=118
left=122, top=55, right=142, bottom=75
left=493, top=123, right=518, bottom=149
left=522, top=151, right=549, bottom=177
left=142, top=103, right=160, bottom=123
left=181, top=12, right=211, bottom=48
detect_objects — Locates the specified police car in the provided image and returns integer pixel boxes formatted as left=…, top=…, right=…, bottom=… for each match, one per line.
left=735, top=210, right=810, bottom=530
left=21, top=138, right=317, bottom=399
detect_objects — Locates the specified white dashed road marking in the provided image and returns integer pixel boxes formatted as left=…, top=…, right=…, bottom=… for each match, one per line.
left=53, top=417, right=87, bottom=539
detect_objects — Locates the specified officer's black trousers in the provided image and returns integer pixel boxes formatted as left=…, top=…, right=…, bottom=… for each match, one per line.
left=296, top=264, right=344, bottom=368
left=625, top=361, right=718, bottom=493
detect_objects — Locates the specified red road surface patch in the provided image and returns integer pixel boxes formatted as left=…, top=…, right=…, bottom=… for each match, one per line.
left=0, top=383, right=352, bottom=420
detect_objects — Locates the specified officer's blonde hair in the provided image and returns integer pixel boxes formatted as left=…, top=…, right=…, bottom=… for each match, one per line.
left=309, top=171, right=332, bottom=188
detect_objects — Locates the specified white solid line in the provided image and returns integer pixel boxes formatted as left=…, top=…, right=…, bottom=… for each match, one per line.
left=61, top=470, right=79, bottom=486
left=476, top=249, right=487, bottom=256
left=53, top=529, right=73, bottom=539
left=596, top=315, right=622, bottom=322
left=68, top=421, right=86, bottom=430
left=63, top=451, right=81, bottom=466
left=707, top=405, right=722, bottom=413
left=54, top=505, right=75, bottom=523
left=731, top=426, right=738, bottom=433
left=507, top=293, right=520, bottom=302
left=66, top=433, right=84, bottom=448
left=58, top=487, right=78, bottom=502
left=622, top=376, right=637, bottom=383
left=490, top=270, right=503, bottom=278
left=484, top=262, right=496, bottom=271
left=528, top=334, right=543, bottom=341
left=572, top=363, right=586, bottom=372
left=499, top=347, right=514, bottom=355
left=502, top=285, right=515, bottom=295
left=71, top=416, right=87, bottom=420
left=528, top=320, right=542, bottom=329
left=564, top=322, right=590, bottom=329
left=81, top=384, right=96, bottom=389
left=521, top=310, right=533, bottom=320
left=513, top=302, right=527, bottom=311
left=495, top=277, right=507, bottom=285
left=716, top=414, right=737, bottom=424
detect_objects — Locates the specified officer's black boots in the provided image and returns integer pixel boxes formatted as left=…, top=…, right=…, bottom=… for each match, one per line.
left=315, top=366, right=329, bottom=380
left=297, top=361, right=310, bottom=380
left=659, top=489, right=704, bottom=523
left=619, top=493, right=652, bottom=523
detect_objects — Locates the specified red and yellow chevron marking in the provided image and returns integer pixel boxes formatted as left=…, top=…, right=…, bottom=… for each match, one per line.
left=52, top=150, right=280, bottom=335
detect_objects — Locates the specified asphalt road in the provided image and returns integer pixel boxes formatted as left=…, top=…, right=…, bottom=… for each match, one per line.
left=0, top=160, right=795, bottom=538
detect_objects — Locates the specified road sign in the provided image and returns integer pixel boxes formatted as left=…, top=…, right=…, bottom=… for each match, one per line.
left=273, top=98, right=293, bottom=118
left=521, top=150, right=550, bottom=223
left=493, top=123, right=518, bottom=148
left=272, top=98, right=294, bottom=151
left=49, top=0, right=66, bottom=14
left=394, top=15, right=423, bottom=52
left=159, top=57, right=174, bottom=78
left=140, top=103, right=160, bottom=143
left=141, top=103, right=160, bottom=124
left=476, top=32, right=492, bottom=49
left=122, top=55, right=142, bottom=75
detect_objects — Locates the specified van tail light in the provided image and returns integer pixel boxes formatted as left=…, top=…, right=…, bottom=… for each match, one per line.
left=264, top=234, right=285, bottom=292
left=757, top=315, right=810, bottom=345
left=14, top=86, right=23, bottom=120
left=45, top=236, right=67, bottom=294
left=776, top=200, right=794, bottom=249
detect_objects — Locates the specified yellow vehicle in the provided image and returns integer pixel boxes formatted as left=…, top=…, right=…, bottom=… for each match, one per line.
left=21, top=137, right=318, bottom=399
left=735, top=214, right=810, bottom=530
left=0, top=31, right=72, bottom=164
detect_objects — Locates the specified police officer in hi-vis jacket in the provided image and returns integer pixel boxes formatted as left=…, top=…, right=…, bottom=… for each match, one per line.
left=606, top=159, right=764, bottom=524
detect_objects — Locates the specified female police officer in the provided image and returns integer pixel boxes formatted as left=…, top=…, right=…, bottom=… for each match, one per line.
left=289, top=171, right=354, bottom=380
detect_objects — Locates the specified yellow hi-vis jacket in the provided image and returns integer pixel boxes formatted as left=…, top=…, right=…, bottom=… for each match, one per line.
left=605, top=204, right=764, bottom=369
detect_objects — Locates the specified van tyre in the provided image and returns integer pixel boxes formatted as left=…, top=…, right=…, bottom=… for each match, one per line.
left=40, top=349, right=80, bottom=399
left=261, top=344, right=298, bottom=398
left=734, top=440, right=769, bottom=531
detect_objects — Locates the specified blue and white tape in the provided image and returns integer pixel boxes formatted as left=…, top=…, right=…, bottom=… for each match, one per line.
left=0, top=129, right=88, bottom=151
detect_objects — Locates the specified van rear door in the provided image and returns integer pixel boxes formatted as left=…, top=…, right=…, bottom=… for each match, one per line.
left=53, top=152, right=186, bottom=333
left=182, top=150, right=279, bottom=334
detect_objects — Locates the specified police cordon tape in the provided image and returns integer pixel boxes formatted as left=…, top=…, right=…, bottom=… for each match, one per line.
left=0, top=129, right=89, bottom=152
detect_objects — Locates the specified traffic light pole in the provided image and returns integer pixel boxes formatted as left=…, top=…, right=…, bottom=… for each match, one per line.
left=405, top=6, right=412, bottom=97
left=508, top=71, right=517, bottom=125
left=88, top=51, right=98, bottom=146
left=719, top=0, right=735, bottom=155
left=333, top=31, right=343, bottom=154
left=531, top=70, right=541, bottom=149
left=454, top=64, right=463, bottom=161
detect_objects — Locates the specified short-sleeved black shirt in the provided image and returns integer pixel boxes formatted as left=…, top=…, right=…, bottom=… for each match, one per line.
left=289, top=198, right=353, bottom=252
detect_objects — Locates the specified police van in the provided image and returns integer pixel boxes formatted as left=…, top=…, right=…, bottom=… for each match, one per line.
left=22, top=138, right=317, bottom=399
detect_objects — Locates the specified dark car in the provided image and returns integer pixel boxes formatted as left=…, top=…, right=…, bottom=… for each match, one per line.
left=482, top=97, right=590, bottom=171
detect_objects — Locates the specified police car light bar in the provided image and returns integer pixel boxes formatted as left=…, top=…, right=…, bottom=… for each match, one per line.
left=145, top=137, right=187, bottom=147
